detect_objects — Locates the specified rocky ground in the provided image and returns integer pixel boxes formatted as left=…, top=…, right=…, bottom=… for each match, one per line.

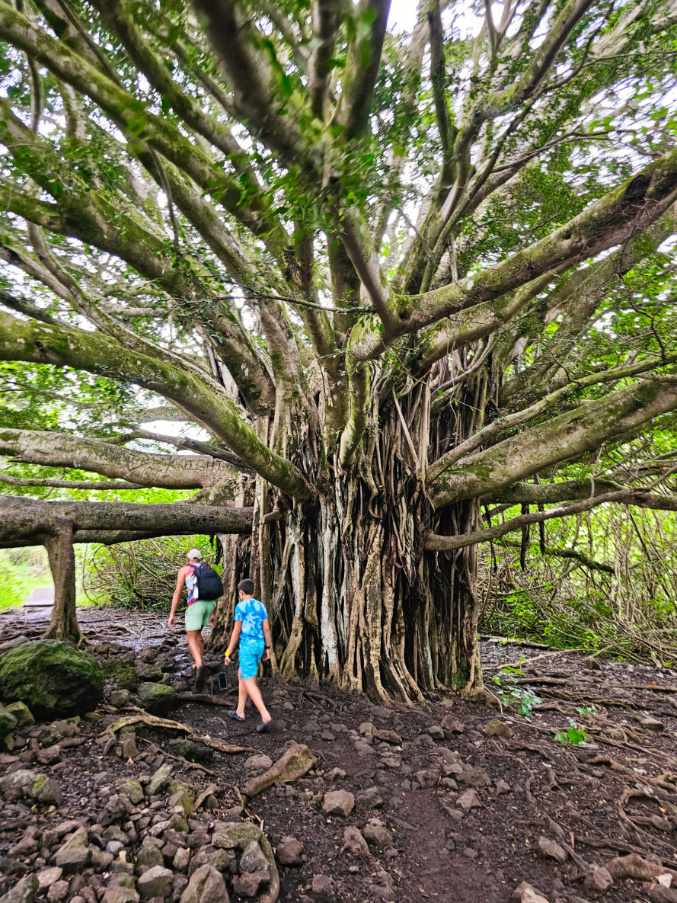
left=1, top=608, right=677, bottom=903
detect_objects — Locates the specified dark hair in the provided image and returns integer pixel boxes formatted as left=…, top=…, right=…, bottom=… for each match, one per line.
left=238, top=578, right=255, bottom=595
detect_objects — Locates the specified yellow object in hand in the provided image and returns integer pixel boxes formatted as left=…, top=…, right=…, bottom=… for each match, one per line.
left=225, top=648, right=230, bottom=658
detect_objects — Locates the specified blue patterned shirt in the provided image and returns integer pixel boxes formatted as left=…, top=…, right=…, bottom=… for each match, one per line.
left=234, top=598, right=268, bottom=643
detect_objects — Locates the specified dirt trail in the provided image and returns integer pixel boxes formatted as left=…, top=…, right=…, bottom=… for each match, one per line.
left=1, top=608, right=677, bottom=903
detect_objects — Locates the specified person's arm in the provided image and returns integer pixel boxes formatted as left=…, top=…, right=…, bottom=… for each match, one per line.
left=262, top=618, right=272, bottom=662
left=167, top=567, right=187, bottom=628
left=224, top=620, right=242, bottom=666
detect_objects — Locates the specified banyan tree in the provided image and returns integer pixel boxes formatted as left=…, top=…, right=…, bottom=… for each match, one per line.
left=1, top=0, right=677, bottom=699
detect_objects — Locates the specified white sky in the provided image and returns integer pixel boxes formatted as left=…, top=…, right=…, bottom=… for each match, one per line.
left=389, top=0, right=420, bottom=33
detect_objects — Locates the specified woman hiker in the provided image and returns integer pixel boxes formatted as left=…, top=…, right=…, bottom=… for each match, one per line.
left=167, top=548, right=218, bottom=692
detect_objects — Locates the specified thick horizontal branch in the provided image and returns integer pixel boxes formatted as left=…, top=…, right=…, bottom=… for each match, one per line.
left=428, top=378, right=677, bottom=508
left=0, top=312, right=313, bottom=499
left=487, top=478, right=677, bottom=513
left=0, top=474, right=144, bottom=491
left=0, top=429, right=234, bottom=489
left=425, top=488, right=677, bottom=551
left=0, top=495, right=254, bottom=546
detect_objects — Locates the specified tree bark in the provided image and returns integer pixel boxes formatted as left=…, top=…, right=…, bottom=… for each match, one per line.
left=43, top=518, right=81, bottom=645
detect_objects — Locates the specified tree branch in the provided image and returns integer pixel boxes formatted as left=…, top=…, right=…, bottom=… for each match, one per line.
left=428, top=378, right=677, bottom=508
left=0, top=312, right=313, bottom=499
left=425, top=487, right=677, bottom=551
left=349, top=146, right=677, bottom=360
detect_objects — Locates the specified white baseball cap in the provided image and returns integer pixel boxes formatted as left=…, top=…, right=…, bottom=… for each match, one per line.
left=187, top=548, right=202, bottom=560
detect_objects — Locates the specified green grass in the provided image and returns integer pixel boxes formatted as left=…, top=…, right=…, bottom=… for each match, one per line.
left=0, top=548, right=52, bottom=611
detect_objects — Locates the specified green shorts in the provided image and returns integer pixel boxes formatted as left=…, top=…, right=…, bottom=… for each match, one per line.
left=185, top=600, right=216, bottom=631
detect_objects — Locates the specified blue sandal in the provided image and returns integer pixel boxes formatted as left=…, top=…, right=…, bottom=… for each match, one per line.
left=228, top=710, right=245, bottom=722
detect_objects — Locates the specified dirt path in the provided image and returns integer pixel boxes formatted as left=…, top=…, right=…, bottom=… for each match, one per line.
left=1, top=608, right=677, bottom=903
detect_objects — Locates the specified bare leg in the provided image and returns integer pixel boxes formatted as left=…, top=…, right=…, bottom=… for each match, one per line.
left=186, top=630, right=203, bottom=668
left=243, top=676, right=271, bottom=723
left=236, top=668, right=247, bottom=718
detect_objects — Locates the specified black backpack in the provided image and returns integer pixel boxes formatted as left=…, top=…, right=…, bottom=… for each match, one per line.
left=194, top=563, right=224, bottom=601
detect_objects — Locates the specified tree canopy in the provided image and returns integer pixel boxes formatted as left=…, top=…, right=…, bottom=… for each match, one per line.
left=0, top=0, right=676, bottom=697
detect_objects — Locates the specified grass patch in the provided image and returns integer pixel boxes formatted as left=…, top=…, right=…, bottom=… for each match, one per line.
left=0, top=548, right=52, bottom=611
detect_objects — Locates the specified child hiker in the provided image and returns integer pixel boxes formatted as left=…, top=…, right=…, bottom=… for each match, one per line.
left=225, top=578, right=273, bottom=732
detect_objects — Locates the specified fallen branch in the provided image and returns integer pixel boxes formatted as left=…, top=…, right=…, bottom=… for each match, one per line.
left=107, top=713, right=253, bottom=753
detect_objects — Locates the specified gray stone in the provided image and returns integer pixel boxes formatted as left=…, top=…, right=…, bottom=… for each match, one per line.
left=136, top=841, right=165, bottom=870
left=440, top=715, right=464, bottom=734
left=426, top=726, right=445, bottom=741
left=458, top=766, right=491, bottom=788
left=110, top=690, right=130, bottom=708
left=239, top=841, right=268, bottom=874
left=137, top=683, right=176, bottom=717
left=148, top=764, right=173, bottom=795
left=55, top=828, right=91, bottom=872
left=212, top=821, right=261, bottom=851
left=322, top=789, right=354, bottom=817
left=117, top=779, right=144, bottom=805
left=456, top=789, right=481, bottom=812
left=483, top=719, right=513, bottom=739
left=341, top=827, right=370, bottom=856
left=46, top=882, right=69, bottom=903
left=121, top=736, right=138, bottom=760
left=0, top=875, right=39, bottom=903
left=178, top=864, right=228, bottom=903
left=101, top=886, right=140, bottom=903
left=275, top=837, right=303, bottom=866
left=5, top=702, right=34, bottom=728
left=37, top=868, right=63, bottom=891
left=231, top=872, right=268, bottom=898
left=634, top=713, right=664, bottom=731
left=311, top=874, right=333, bottom=899
left=363, top=822, right=393, bottom=849
left=138, top=866, right=173, bottom=900
left=244, top=754, right=272, bottom=773
left=415, top=768, right=440, bottom=789
left=537, top=836, right=567, bottom=864
left=324, top=768, right=346, bottom=782
left=584, top=867, right=613, bottom=892
left=173, top=848, right=191, bottom=872
left=355, top=786, right=383, bottom=809
left=495, top=779, right=511, bottom=794
left=372, top=729, right=402, bottom=745
left=512, top=882, right=550, bottom=903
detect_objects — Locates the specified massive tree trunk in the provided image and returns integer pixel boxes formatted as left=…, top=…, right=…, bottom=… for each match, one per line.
left=211, top=377, right=488, bottom=701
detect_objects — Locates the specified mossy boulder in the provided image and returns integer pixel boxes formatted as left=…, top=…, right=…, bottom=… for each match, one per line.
left=0, top=640, right=104, bottom=719
left=102, top=658, right=139, bottom=691
left=137, top=682, right=176, bottom=716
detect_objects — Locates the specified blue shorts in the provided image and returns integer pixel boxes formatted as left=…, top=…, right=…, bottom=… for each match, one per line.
left=239, top=639, right=264, bottom=680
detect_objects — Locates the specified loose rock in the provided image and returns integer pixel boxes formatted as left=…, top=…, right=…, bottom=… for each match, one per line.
left=137, top=683, right=176, bottom=717
left=138, top=866, right=173, bottom=900
left=179, top=865, right=228, bottom=903
left=341, top=827, right=370, bottom=857
left=322, top=789, right=354, bottom=817
left=483, top=719, right=513, bottom=739
left=537, top=836, right=567, bottom=864
left=275, top=837, right=303, bottom=867
left=456, top=789, right=481, bottom=812
left=0, top=874, right=39, bottom=903
left=512, top=882, right=550, bottom=903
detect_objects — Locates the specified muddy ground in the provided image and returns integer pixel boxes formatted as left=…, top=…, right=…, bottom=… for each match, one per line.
left=1, top=606, right=677, bottom=903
